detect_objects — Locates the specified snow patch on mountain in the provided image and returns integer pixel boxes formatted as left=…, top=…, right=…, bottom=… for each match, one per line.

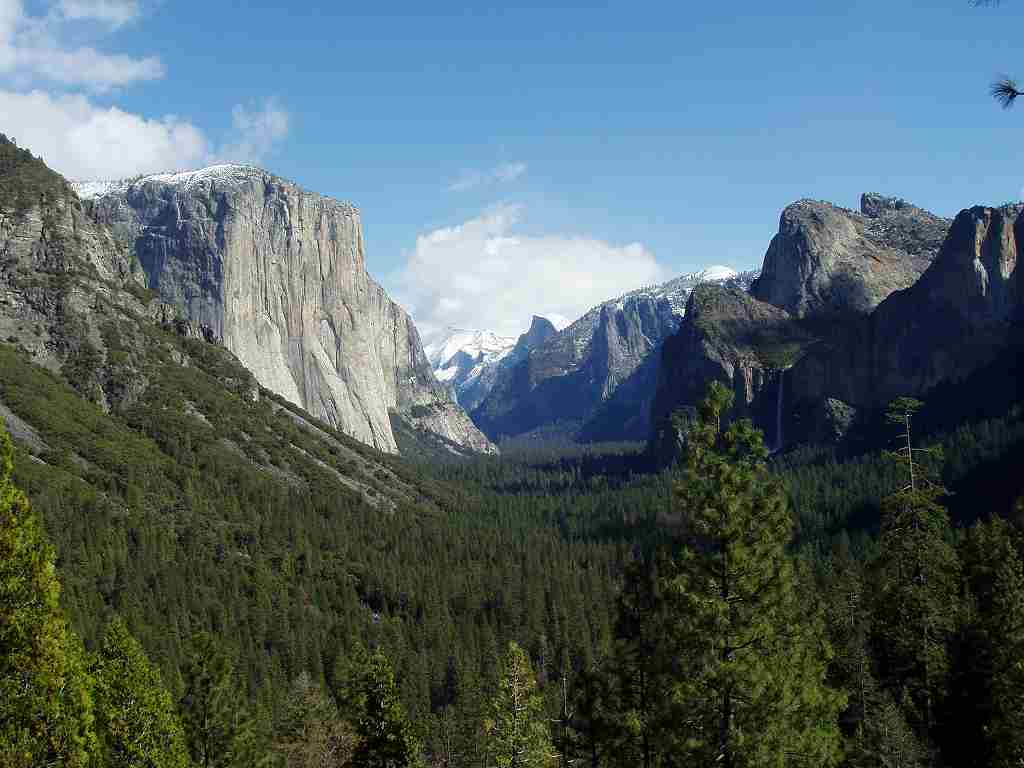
left=72, top=165, right=359, bottom=208
left=425, top=328, right=517, bottom=371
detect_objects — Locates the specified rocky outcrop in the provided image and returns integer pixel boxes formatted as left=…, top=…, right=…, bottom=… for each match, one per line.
left=650, top=283, right=813, bottom=453
left=81, top=165, right=492, bottom=454
left=750, top=193, right=948, bottom=319
left=472, top=269, right=756, bottom=442
left=788, top=203, right=1022, bottom=410
left=652, top=194, right=1021, bottom=459
left=0, top=137, right=159, bottom=411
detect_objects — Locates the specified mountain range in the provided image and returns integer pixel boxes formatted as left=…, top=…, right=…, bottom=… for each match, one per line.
left=450, top=266, right=757, bottom=443
left=3, top=133, right=1020, bottom=466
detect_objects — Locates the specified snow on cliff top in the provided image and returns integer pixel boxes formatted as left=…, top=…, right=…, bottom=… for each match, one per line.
left=539, top=313, right=570, bottom=331
left=71, top=164, right=264, bottom=199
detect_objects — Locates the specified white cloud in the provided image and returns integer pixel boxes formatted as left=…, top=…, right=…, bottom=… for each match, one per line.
left=217, top=100, right=290, bottom=165
left=0, top=0, right=160, bottom=90
left=493, top=161, right=526, bottom=183
left=56, top=0, right=141, bottom=28
left=1, top=90, right=289, bottom=179
left=390, top=204, right=667, bottom=343
left=447, top=161, right=527, bottom=192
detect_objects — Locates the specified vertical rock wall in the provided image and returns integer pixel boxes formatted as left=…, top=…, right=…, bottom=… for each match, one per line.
left=85, top=165, right=492, bottom=454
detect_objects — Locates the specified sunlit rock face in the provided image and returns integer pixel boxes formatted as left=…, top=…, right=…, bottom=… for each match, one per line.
left=751, top=193, right=948, bottom=319
left=80, top=165, right=493, bottom=454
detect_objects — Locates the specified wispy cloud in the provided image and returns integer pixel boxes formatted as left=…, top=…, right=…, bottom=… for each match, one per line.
left=56, top=0, right=142, bottom=28
left=217, top=100, right=290, bottom=165
left=390, top=204, right=667, bottom=342
left=447, top=161, right=528, bottom=192
left=493, top=161, right=526, bottom=183
left=0, top=0, right=160, bottom=90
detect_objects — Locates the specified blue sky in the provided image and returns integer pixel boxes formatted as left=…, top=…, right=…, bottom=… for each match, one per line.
left=3, top=0, right=1023, bottom=338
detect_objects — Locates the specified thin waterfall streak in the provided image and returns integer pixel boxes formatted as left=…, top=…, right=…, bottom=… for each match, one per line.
left=775, top=369, right=784, bottom=453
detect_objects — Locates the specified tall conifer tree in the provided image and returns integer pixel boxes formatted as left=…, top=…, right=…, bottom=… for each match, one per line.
left=484, top=642, right=555, bottom=768
left=333, top=646, right=421, bottom=768
left=871, top=398, right=959, bottom=760
left=0, top=425, right=98, bottom=767
left=90, top=616, right=190, bottom=768
left=664, top=381, right=845, bottom=768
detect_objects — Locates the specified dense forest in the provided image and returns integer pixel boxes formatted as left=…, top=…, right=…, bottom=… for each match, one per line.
left=1, top=316, right=1022, bottom=766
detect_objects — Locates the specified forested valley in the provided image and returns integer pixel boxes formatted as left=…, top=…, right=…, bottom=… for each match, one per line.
left=2, top=317, right=1022, bottom=766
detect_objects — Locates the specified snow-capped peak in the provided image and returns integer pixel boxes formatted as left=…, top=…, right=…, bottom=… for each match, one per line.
left=425, top=328, right=517, bottom=371
left=699, top=264, right=738, bottom=282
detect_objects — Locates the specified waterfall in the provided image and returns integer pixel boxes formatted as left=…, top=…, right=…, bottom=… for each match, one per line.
left=775, top=369, right=784, bottom=453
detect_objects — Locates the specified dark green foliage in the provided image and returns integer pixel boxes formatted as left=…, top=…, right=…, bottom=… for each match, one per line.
left=90, top=617, right=189, bottom=768
left=609, top=555, right=672, bottom=768
left=662, top=382, right=845, bottom=767
left=275, top=672, right=355, bottom=767
left=0, top=134, right=69, bottom=215
left=871, top=400, right=960, bottom=754
left=333, top=647, right=421, bottom=768
left=945, top=517, right=1024, bottom=767
left=179, top=632, right=251, bottom=768
left=0, top=424, right=98, bottom=767
left=483, top=642, right=554, bottom=768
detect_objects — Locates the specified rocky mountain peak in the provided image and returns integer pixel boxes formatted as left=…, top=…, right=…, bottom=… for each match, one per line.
left=515, top=315, right=559, bottom=354
left=751, top=195, right=949, bottom=319
left=860, top=192, right=916, bottom=218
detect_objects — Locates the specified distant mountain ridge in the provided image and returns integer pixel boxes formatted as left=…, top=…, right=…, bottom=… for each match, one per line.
left=470, top=266, right=758, bottom=442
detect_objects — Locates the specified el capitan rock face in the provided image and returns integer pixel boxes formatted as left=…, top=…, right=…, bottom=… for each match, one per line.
left=80, top=165, right=492, bottom=454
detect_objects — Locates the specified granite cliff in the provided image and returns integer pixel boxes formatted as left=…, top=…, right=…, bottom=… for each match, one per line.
left=77, top=165, right=492, bottom=454
left=750, top=192, right=948, bottom=319
left=653, top=193, right=1022, bottom=458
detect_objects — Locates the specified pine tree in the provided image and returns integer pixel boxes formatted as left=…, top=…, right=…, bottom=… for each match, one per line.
left=664, top=381, right=845, bottom=768
left=871, top=398, right=959, bottom=759
left=566, top=659, right=617, bottom=768
left=821, top=549, right=924, bottom=767
left=90, top=616, right=190, bottom=768
left=275, top=671, right=357, bottom=768
left=950, top=517, right=1024, bottom=767
left=483, top=642, right=555, bottom=768
left=0, top=425, right=98, bottom=768
left=333, top=646, right=421, bottom=768
left=612, top=555, right=671, bottom=768
left=179, top=632, right=240, bottom=768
